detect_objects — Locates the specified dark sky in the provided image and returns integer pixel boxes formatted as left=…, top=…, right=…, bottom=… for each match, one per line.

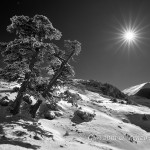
left=1, top=0, right=150, bottom=90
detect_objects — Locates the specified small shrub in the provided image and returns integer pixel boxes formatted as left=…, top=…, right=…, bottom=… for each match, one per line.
left=110, top=98, right=117, bottom=103
left=76, top=80, right=127, bottom=99
left=120, top=100, right=125, bottom=104
left=142, top=114, right=148, bottom=121
left=125, top=97, right=133, bottom=105
left=11, top=87, right=20, bottom=93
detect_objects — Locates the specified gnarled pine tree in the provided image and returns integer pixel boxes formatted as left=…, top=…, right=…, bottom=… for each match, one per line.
left=0, top=15, right=81, bottom=117
left=30, top=40, right=81, bottom=117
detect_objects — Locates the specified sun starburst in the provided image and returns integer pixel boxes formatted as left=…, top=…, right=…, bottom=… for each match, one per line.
left=123, top=30, right=136, bottom=41
left=110, top=15, right=149, bottom=51
left=116, top=24, right=142, bottom=49
left=120, top=27, right=139, bottom=48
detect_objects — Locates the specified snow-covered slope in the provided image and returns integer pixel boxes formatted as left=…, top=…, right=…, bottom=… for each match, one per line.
left=123, top=82, right=150, bottom=109
left=1, top=81, right=150, bottom=150
left=123, top=82, right=150, bottom=97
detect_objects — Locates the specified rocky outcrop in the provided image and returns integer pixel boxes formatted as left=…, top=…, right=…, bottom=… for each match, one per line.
left=74, top=107, right=96, bottom=122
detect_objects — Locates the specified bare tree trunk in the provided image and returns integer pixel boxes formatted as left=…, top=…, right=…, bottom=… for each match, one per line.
left=30, top=50, right=75, bottom=118
left=10, top=48, right=39, bottom=115
left=43, top=49, right=75, bottom=97
left=29, top=99, right=42, bottom=118
left=10, top=79, right=29, bottom=115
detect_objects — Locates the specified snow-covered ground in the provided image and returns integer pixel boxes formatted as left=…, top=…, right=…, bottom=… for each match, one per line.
left=123, top=82, right=150, bottom=96
left=0, top=81, right=150, bottom=150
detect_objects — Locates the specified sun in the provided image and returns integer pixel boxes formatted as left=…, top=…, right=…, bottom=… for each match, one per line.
left=121, top=28, right=139, bottom=47
left=123, top=30, right=136, bottom=42
left=118, top=26, right=140, bottom=48
left=110, top=15, right=148, bottom=51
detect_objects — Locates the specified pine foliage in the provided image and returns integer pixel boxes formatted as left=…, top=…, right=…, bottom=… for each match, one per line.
left=0, top=15, right=81, bottom=116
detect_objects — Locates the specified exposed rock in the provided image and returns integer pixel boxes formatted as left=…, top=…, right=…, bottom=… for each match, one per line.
left=60, top=145, right=64, bottom=148
left=74, top=107, right=96, bottom=122
left=44, top=111, right=56, bottom=120
left=33, top=134, right=42, bottom=140
left=38, top=100, right=63, bottom=119
left=110, top=98, right=117, bottom=103
left=46, top=102, right=59, bottom=111
left=0, top=96, right=9, bottom=106
left=54, top=111, right=63, bottom=117
left=63, top=131, right=69, bottom=136
left=38, top=102, right=49, bottom=117
left=118, top=125, right=122, bottom=129
left=0, top=99, right=9, bottom=106
left=13, top=130, right=27, bottom=137
left=122, top=118, right=129, bottom=123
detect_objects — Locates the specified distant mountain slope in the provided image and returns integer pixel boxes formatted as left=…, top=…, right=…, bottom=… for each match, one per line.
left=123, top=82, right=150, bottom=99
left=71, top=79, right=127, bottom=99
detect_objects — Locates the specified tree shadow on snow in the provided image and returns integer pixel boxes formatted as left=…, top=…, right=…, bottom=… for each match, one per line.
left=0, top=136, right=40, bottom=150
left=0, top=115, right=53, bottom=138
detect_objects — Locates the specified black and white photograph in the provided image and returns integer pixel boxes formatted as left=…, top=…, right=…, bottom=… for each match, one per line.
left=0, top=0, right=150, bottom=150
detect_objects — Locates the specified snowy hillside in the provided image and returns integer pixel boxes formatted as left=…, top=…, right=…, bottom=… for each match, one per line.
left=123, top=82, right=150, bottom=98
left=0, top=80, right=150, bottom=150
left=123, top=82, right=150, bottom=109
